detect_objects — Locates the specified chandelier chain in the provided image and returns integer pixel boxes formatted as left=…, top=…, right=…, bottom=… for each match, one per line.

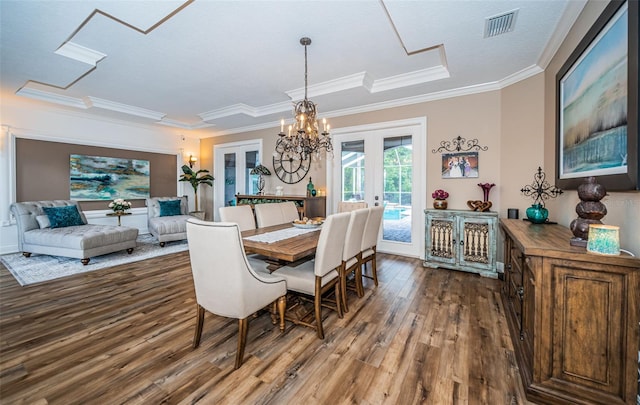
left=276, top=37, right=333, bottom=161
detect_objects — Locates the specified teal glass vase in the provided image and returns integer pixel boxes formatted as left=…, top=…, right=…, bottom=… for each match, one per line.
left=526, top=203, right=548, bottom=224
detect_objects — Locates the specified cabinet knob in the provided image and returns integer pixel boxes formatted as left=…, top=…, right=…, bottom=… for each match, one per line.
left=517, top=287, right=524, bottom=300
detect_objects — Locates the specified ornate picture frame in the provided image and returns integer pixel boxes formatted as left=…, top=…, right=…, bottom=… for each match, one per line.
left=556, top=0, right=638, bottom=190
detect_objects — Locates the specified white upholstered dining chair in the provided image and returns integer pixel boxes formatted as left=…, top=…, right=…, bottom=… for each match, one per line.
left=186, top=218, right=287, bottom=369
left=255, top=202, right=299, bottom=227
left=337, top=201, right=368, bottom=213
left=219, top=205, right=256, bottom=232
left=274, top=212, right=351, bottom=339
left=340, top=208, right=369, bottom=312
left=360, top=206, right=384, bottom=288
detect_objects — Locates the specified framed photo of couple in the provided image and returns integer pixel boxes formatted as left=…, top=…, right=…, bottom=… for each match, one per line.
left=556, top=0, right=639, bottom=190
left=441, top=152, right=478, bottom=179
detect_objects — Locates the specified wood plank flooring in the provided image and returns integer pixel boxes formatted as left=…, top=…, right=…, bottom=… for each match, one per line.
left=0, top=251, right=532, bottom=404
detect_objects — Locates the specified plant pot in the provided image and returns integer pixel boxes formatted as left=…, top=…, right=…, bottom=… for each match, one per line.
left=526, top=204, right=548, bottom=224
left=433, top=199, right=448, bottom=210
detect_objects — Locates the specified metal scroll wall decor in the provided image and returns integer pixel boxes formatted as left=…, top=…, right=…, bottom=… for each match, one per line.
left=432, top=135, right=489, bottom=154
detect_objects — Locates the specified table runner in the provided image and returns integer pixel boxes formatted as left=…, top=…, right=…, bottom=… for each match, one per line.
left=243, top=226, right=320, bottom=244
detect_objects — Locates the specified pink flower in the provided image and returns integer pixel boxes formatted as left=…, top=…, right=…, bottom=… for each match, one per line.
left=432, top=189, right=449, bottom=200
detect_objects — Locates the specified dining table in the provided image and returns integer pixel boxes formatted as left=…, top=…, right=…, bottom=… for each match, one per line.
left=241, top=222, right=322, bottom=263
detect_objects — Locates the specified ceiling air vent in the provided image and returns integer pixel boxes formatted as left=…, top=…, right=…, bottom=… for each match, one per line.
left=484, top=9, right=519, bottom=38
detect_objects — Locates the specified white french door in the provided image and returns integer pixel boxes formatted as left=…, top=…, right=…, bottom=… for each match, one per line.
left=328, top=118, right=426, bottom=258
left=213, top=140, right=262, bottom=221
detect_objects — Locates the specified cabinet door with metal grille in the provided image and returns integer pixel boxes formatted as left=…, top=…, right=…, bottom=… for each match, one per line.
left=458, top=216, right=496, bottom=271
left=425, top=212, right=457, bottom=267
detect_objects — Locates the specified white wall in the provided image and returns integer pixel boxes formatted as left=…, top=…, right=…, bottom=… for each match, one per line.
left=0, top=97, right=201, bottom=254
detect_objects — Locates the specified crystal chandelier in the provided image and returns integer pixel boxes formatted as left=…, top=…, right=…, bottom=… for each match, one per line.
left=277, top=37, right=333, bottom=161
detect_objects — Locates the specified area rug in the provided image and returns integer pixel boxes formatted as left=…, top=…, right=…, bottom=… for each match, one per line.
left=0, top=234, right=188, bottom=286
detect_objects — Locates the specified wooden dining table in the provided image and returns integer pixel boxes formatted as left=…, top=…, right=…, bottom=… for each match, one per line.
left=241, top=223, right=321, bottom=263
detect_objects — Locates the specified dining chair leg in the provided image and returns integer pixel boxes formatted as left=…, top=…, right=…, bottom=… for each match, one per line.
left=193, top=304, right=205, bottom=349
left=334, top=281, right=343, bottom=319
left=371, top=251, right=378, bottom=286
left=235, top=317, right=249, bottom=369
left=340, top=265, right=349, bottom=313
left=277, top=295, right=286, bottom=332
left=355, top=262, right=365, bottom=297
left=314, top=278, right=324, bottom=339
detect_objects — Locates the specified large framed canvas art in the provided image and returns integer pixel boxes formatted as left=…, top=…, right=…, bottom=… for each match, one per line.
left=556, top=0, right=639, bottom=190
left=70, top=154, right=150, bottom=200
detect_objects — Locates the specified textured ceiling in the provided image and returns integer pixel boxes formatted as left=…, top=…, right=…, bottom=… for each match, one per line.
left=0, top=0, right=585, bottom=136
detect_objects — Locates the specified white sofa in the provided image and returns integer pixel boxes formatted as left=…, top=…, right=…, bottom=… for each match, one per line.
left=146, top=196, right=191, bottom=246
left=10, top=200, right=138, bottom=265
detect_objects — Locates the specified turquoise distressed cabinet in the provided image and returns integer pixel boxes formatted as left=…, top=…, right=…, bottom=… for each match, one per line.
left=424, top=209, right=498, bottom=278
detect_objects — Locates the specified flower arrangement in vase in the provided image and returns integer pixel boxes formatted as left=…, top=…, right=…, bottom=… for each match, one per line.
left=108, top=198, right=132, bottom=213
left=432, top=189, right=449, bottom=209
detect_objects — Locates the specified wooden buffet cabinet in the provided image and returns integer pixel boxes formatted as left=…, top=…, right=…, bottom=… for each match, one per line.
left=500, top=219, right=639, bottom=404
left=235, top=194, right=326, bottom=219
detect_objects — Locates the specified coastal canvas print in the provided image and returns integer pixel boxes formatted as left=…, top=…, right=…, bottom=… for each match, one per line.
left=70, top=154, right=150, bottom=200
left=559, top=3, right=628, bottom=179
left=441, top=152, right=478, bottom=178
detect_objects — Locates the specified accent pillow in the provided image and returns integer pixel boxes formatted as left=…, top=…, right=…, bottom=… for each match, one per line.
left=159, top=199, right=182, bottom=217
left=42, top=205, right=85, bottom=229
left=35, top=215, right=51, bottom=229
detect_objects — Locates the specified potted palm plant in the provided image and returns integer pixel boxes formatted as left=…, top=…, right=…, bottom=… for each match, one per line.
left=178, top=164, right=214, bottom=218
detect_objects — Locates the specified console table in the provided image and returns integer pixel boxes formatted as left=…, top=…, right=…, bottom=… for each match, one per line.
left=106, top=211, right=131, bottom=226
left=501, top=219, right=639, bottom=404
left=235, top=194, right=326, bottom=219
left=424, top=209, right=498, bottom=278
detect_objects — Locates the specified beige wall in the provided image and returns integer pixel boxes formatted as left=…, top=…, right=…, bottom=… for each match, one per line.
left=500, top=73, right=546, bottom=217
left=544, top=0, right=640, bottom=255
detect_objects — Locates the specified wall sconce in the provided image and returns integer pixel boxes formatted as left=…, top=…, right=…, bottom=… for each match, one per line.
left=188, top=155, right=197, bottom=168
left=586, top=224, right=620, bottom=255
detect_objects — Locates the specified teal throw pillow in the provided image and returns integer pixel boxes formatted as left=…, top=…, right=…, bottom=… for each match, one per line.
left=159, top=199, right=182, bottom=217
left=43, top=205, right=85, bottom=228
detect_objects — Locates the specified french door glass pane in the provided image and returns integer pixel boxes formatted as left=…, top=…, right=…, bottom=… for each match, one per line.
left=383, top=136, right=412, bottom=243
left=245, top=151, right=258, bottom=194
left=341, top=140, right=365, bottom=201
left=224, top=153, right=236, bottom=207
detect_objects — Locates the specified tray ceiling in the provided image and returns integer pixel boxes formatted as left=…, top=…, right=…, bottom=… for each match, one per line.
left=0, top=0, right=584, bottom=136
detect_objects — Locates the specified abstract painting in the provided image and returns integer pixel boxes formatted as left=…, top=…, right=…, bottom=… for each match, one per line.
left=70, top=154, right=150, bottom=200
left=557, top=0, right=638, bottom=190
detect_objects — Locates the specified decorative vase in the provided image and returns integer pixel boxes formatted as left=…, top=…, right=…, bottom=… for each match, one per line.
left=433, top=199, right=448, bottom=210
left=478, top=183, right=495, bottom=202
left=526, top=203, right=548, bottom=224
left=570, top=177, right=607, bottom=245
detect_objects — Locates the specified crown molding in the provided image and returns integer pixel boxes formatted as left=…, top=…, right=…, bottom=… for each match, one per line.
left=16, top=87, right=88, bottom=109
left=54, top=41, right=106, bottom=66
left=286, top=72, right=371, bottom=100
left=85, top=96, right=165, bottom=120
left=198, top=101, right=291, bottom=121
left=537, top=0, right=587, bottom=69
left=213, top=68, right=541, bottom=137
left=156, top=118, right=214, bottom=130
left=371, top=66, right=450, bottom=93
left=498, top=65, right=544, bottom=88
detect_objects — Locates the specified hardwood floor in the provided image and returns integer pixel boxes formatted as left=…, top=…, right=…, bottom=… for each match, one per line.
left=0, top=251, right=532, bottom=404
